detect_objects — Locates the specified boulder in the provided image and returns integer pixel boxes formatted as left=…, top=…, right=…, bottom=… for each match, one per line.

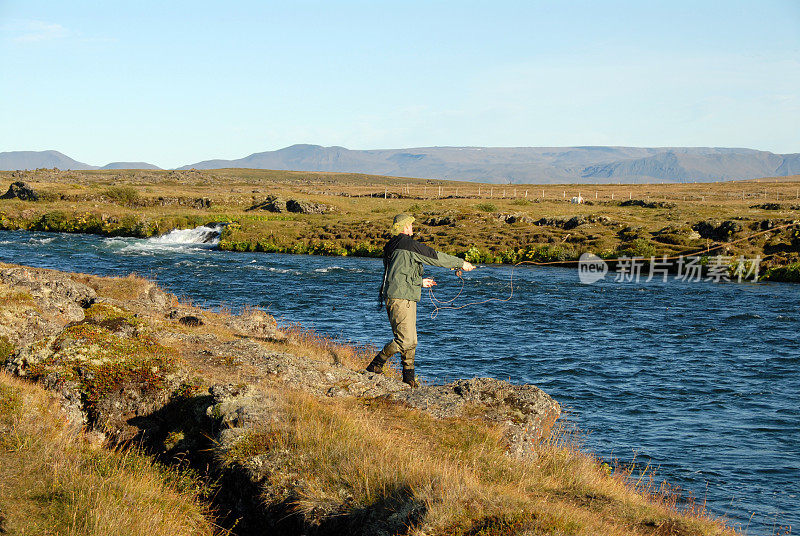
left=692, top=220, right=743, bottom=241
left=286, top=199, right=333, bottom=214
left=423, top=215, right=456, bottom=226
left=619, top=199, right=676, bottom=209
left=247, top=195, right=286, bottom=212
left=750, top=203, right=782, bottom=210
left=563, top=215, right=587, bottom=230
left=498, top=213, right=532, bottom=224
left=1, top=181, right=39, bottom=201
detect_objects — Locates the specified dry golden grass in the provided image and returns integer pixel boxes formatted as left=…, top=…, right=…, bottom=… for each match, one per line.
left=0, top=372, right=219, bottom=536
left=224, top=387, right=735, bottom=536
left=0, top=264, right=744, bottom=535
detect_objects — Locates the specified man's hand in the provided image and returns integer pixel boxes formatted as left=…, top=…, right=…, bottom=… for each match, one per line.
left=462, top=261, right=475, bottom=272
left=422, top=278, right=437, bottom=288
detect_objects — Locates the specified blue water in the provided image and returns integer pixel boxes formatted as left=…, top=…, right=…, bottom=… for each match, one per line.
left=1, top=230, right=798, bottom=534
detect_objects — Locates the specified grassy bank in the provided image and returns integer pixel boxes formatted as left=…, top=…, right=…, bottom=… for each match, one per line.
left=1, top=168, right=798, bottom=280
left=0, top=262, right=740, bottom=535
left=0, top=372, right=217, bottom=536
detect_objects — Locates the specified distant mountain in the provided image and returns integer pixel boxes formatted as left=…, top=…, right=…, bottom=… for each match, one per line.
left=100, top=162, right=161, bottom=170
left=0, top=151, right=161, bottom=172
left=0, top=150, right=97, bottom=171
left=3, top=146, right=798, bottom=183
left=179, top=144, right=800, bottom=184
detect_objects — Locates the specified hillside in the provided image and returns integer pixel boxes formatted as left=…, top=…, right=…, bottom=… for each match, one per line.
left=101, top=161, right=162, bottom=170
left=0, top=150, right=97, bottom=171
left=0, top=151, right=159, bottom=171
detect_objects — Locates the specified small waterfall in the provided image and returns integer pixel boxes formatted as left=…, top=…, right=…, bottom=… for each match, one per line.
left=149, top=223, right=225, bottom=246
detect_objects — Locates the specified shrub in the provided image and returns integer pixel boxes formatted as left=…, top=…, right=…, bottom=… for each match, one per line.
left=616, top=238, right=657, bottom=258
left=103, top=186, right=140, bottom=206
left=475, top=203, right=497, bottom=212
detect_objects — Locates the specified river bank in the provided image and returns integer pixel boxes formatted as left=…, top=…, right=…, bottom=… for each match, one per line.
left=1, top=169, right=799, bottom=282
left=0, top=261, right=738, bottom=535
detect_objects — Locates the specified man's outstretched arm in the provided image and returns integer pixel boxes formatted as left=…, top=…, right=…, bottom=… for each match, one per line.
left=407, top=241, right=474, bottom=271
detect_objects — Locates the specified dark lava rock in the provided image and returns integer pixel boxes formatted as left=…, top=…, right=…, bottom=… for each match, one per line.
left=423, top=215, right=456, bottom=226
left=179, top=315, right=204, bottom=326
left=498, top=213, right=532, bottom=224
left=1, top=181, right=39, bottom=201
left=692, top=220, right=743, bottom=241
left=619, top=199, right=676, bottom=209
left=750, top=203, right=783, bottom=210
left=286, top=199, right=334, bottom=214
left=563, top=216, right=586, bottom=230
left=247, top=195, right=285, bottom=212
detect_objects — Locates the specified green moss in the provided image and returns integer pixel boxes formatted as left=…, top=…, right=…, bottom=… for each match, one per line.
left=763, top=262, right=800, bottom=282
left=224, top=429, right=286, bottom=462
left=0, top=336, right=14, bottom=364
left=615, top=238, right=657, bottom=258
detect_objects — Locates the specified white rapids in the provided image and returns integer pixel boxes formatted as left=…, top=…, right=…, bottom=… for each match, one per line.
left=149, top=224, right=224, bottom=246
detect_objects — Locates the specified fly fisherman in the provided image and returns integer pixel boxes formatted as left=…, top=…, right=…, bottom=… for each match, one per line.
left=366, top=214, right=475, bottom=387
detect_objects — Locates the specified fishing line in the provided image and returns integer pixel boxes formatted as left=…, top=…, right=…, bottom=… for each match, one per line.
left=427, top=221, right=797, bottom=319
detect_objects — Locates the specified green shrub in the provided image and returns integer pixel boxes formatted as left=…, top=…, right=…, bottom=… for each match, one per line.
left=615, top=238, right=657, bottom=258
left=475, top=203, right=497, bottom=212
left=103, top=186, right=140, bottom=206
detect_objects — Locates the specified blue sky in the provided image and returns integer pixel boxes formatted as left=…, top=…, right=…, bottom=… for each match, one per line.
left=1, top=0, right=798, bottom=168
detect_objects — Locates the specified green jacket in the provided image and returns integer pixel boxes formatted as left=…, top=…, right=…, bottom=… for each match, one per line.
left=379, top=233, right=464, bottom=303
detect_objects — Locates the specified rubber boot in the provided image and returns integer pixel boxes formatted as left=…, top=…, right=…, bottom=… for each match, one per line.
left=402, top=368, right=419, bottom=388
left=366, top=354, right=386, bottom=374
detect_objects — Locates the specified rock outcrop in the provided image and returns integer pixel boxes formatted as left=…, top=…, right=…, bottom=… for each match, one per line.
left=247, top=195, right=286, bottom=212
left=1, top=181, right=39, bottom=201
left=0, top=262, right=561, bottom=534
left=286, top=199, right=334, bottom=214
left=247, top=196, right=334, bottom=214
left=692, top=219, right=743, bottom=241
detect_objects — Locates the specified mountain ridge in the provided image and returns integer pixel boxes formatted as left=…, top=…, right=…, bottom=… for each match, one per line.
left=2, top=146, right=798, bottom=183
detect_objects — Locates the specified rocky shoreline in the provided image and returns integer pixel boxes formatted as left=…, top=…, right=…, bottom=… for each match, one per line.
left=0, top=262, right=567, bottom=534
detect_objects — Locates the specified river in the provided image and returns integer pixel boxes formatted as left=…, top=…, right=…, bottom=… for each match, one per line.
left=1, top=228, right=797, bottom=534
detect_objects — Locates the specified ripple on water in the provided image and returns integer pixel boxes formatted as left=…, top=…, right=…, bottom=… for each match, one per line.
left=2, top=229, right=799, bottom=532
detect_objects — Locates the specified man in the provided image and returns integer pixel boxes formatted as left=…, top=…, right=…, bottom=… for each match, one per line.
left=366, top=213, right=475, bottom=387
